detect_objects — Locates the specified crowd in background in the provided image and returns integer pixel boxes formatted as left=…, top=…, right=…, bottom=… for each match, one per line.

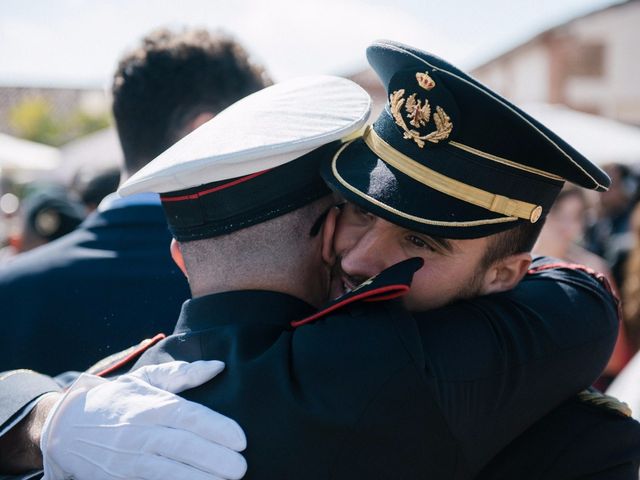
left=533, top=163, right=640, bottom=388
left=0, top=167, right=119, bottom=261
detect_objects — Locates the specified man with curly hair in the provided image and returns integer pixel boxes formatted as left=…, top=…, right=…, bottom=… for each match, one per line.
left=0, top=28, right=271, bottom=375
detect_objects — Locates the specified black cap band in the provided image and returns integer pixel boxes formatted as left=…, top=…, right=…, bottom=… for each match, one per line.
left=161, top=142, right=338, bottom=241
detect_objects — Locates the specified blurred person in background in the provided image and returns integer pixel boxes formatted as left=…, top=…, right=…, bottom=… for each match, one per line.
left=534, top=186, right=611, bottom=274
left=0, top=187, right=85, bottom=262
left=607, top=203, right=640, bottom=430
left=70, top=166, right=121, bottom=213
left=609, top=207, right=640, bottom=424
left=534, top=185, right=635, bottom=388
left=608, top=205, right=640, bottom=427
left=12, top=188, right=85, bottom=254
left=586, top=163, right=640, bottom=286
left=0, top=27, right=271, bottom=374
left=621, top=203, right=640, bottom=351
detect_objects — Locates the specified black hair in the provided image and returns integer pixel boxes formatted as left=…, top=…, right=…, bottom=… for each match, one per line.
left=112, top=28, right=272, bottom=173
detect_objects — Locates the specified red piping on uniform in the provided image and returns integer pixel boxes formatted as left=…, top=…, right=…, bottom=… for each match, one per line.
left=291, top=284, right=410, bottom=328
left=528, top=262, right=597, bottom=276
left=96, top=333, right=166, bottom=377
left=363, top=291, right=408, bottom=302
left=160, top=169, right=271, bottom=202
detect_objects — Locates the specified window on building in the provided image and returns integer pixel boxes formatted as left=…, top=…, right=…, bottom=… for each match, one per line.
left=567, top=42, right=606, bottom=77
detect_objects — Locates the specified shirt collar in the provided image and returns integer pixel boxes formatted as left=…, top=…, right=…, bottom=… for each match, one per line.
left=174, top=290, right=315, bottom=335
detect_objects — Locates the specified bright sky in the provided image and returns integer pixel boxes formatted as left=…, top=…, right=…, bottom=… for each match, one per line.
left=0, top=0, right=625, bottom=88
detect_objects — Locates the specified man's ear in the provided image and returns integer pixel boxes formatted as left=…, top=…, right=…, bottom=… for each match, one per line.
left=480, top=252, right=532, bottom=295
left=321, top=206, right=340, bottom=266
left=170, top=239, right=188, bottom=278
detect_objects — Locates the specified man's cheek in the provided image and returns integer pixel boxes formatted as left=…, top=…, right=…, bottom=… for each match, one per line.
left=332, top=228, right=360, bottom=258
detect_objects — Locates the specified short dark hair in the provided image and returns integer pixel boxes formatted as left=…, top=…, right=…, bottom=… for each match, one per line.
left=112, top=28, right=271, bottom=174
left=479, top=219, right=546, bottom=270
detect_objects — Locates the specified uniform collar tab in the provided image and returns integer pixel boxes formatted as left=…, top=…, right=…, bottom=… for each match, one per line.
left=291, top=257, right=422, bottom=328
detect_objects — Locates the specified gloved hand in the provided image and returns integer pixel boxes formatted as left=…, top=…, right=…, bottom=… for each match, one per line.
left=41, top=360, right=247, bottom=480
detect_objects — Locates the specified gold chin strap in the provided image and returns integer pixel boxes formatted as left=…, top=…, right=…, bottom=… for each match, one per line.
left=362, top=126, right=544, bottom=223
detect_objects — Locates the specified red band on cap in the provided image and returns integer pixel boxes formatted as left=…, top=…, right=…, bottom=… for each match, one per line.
left=161, top=169, right=271, bottom=202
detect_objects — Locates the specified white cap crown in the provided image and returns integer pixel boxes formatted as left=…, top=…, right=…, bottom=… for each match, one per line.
left=119, top=75, right=371, bottom=196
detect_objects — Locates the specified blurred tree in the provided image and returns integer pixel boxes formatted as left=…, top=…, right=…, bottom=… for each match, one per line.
left=67, top=109, right=111, bottom=140
left=9, top=97, right=111, bottom=147
left=9, top=98, right=61, bottom=145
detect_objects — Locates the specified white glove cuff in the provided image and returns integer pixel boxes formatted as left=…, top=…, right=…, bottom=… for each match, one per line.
left=40, top=374, right=107, bottom=480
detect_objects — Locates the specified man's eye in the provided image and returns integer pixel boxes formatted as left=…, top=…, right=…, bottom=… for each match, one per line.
left=355, top=205, right=371, bottom=217
left=406, top=235, right=435, bottom=251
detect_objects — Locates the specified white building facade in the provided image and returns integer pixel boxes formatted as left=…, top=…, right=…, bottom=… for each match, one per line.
left=471, top=0, right=640, bottom=126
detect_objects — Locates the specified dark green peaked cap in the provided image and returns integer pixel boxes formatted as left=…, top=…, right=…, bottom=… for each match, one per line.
left=322, top=40, right=610, bottom=239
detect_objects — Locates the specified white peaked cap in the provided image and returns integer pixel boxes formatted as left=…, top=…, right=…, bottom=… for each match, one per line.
left=119, top=75, right=371, bottom=196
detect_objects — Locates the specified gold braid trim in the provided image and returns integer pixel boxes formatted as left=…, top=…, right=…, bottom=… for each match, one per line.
left=448, top=141, right=564, bottom=182
left=331, top=139, right=519, bottom=227
left=362, top=127, right=543, bottom=223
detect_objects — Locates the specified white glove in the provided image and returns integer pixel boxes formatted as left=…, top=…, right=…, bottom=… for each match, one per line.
left=41, top=360, right=247, bottom=480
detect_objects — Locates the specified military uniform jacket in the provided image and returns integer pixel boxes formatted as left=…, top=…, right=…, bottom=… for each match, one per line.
left=477, top=391, right=640, bottom=479
left=129, top=257, right=620, bottom=478
left=0, top=202, right=190, bottom=374
left=0, top=258, right=626, bottom=479
left=130, top=288, right=453, bottom=478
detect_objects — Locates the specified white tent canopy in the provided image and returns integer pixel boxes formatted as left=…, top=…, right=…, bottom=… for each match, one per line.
left=59, top=127, right=123, bottom=183
left=521, top=103, right=640, bottom=167
left=0, top=133, right=61, bottom=172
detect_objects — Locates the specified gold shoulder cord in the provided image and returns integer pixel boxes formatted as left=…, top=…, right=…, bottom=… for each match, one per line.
left=577, top=389, right=632, bottom=417
left=361, top=126, right=544, bottom=223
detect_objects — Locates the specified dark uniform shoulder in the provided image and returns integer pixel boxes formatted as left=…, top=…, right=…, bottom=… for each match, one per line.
left=526, top=255, right=621, bottom=325
left=478, top=388, right=640, bottom=480
left=527, top=256, right=618, bottom=299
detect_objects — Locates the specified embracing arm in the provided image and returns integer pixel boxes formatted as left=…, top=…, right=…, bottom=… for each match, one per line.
left=0, top=362, right=247, bottom=480
left=414, top=258, right=620, bottom=471
left=0, top=370, right=61, bottom=473
left=0, top=394, right=56, bottom=473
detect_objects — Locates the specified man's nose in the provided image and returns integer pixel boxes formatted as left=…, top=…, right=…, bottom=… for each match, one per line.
left=340, top=228, right=389, bottom=280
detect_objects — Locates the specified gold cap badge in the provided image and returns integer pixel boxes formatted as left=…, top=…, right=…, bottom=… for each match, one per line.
left=389, top=71, right=452, bottom=149
left=416, top=72, right=436, bottom=90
